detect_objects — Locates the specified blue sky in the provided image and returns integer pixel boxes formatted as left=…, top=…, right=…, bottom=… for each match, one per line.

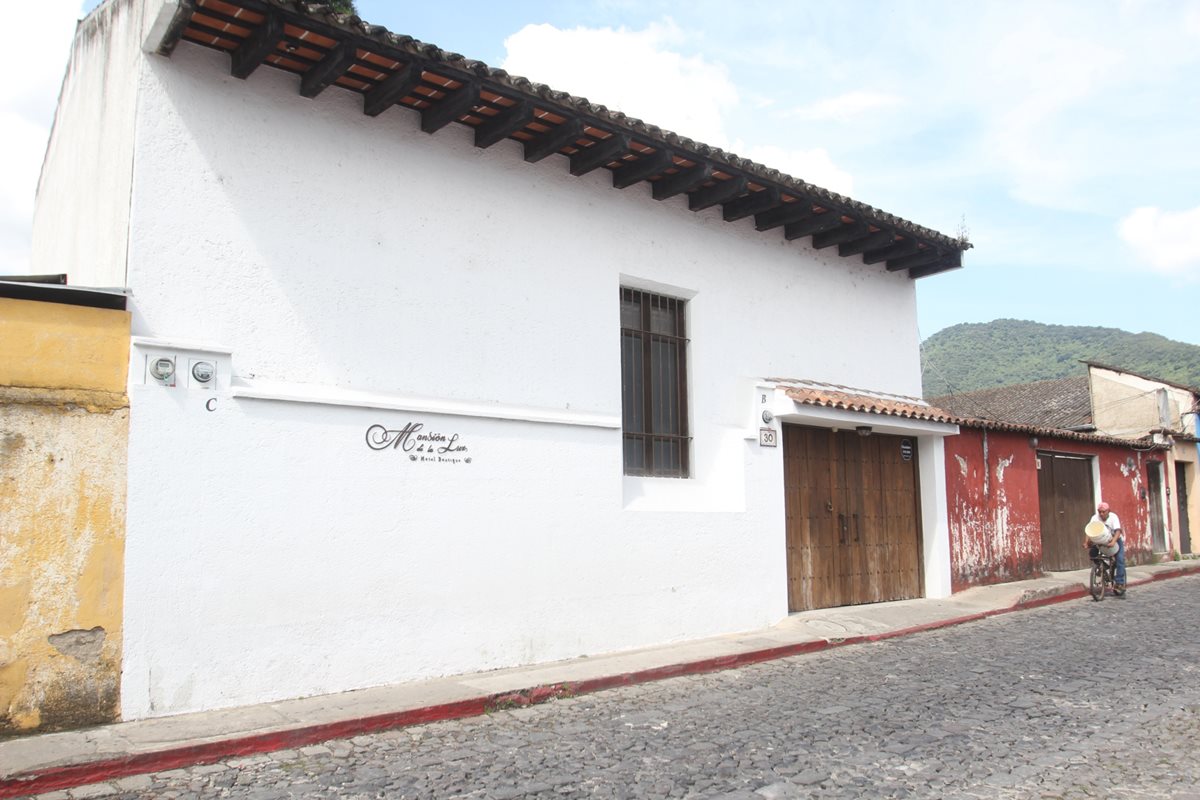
left=8, top=0, right=1200, bottom=345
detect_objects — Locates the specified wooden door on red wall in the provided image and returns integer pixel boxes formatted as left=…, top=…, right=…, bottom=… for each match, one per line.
left=784, top=425, right=923, bottom=612
left=1177, top=463, right=1192, bottom=555
left=1147, top=461, right=1166, bottom=551
left=1037, top=452, right=1094, bottom=570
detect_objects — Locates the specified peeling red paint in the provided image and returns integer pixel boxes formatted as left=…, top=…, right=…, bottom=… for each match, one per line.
left=1037, top=438, right=1154, bottom=562
left=945, top=429, right=1042, bottom=591
left=945, top=429, right=1156, bottom=592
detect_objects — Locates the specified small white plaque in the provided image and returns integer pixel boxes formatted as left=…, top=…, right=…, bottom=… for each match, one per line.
left=759, top=427, right=778, bottom=447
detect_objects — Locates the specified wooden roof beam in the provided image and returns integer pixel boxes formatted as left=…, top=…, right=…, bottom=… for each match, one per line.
left=175, top=1, right=965, bottom=265
left=363, top=63, right=421, bottom=117
left=722, top=187, right=779, bottom=222
left=653, top=163, right=713, bottom=201
left=755, top=202, right=812, bottom=232
left=886, top=248, right=943, bottom=272
left=612, top=149, right=673, bottom=189
left=839, top=230, right=895, bottom=257
left=862, top=239, right=919, bottom=265
left=812, top=221, right=870, bottom=250
left=784, top=213, right=845, bottom=241
left=523, top=118, right=584, bottom=163
left=689, top=176, right=748, bottom=211
left=421, top=81, right=480, bottom=134
left=300, top=42, right=357, bottom=98
left=569, top=133, right=631, bottom=176
left=908, top=251, right=963, bottom=279
left=231, top=11, right=283, bottom=80
left=474, top=100, right=534, bottom=148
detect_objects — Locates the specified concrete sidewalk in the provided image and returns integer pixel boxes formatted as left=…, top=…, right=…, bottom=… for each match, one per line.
left=3, top=561, right=1198, bottom=798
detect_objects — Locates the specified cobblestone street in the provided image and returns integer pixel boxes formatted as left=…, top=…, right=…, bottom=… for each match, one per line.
left=27, top=577, right=1200, bottom=799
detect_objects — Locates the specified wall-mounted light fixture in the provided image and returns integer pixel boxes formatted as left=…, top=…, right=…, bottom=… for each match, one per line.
left=856, top=425, right=873, bottom=437
left=1029, top=436, right=1039, bottom=449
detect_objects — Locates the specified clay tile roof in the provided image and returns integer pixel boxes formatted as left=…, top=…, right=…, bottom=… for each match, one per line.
left=145, top=0, right=971, bottom=276
left=772, top=378, right=957, bottom=423
left=774, top=377, right=1169, bottom=449
left=930, top=375, right=1091, bottom=429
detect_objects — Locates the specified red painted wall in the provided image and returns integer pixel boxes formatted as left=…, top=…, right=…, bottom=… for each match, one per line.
left=945, top=428, right=1154, bottom=592
left=944, top=430, right=1041, bottom=592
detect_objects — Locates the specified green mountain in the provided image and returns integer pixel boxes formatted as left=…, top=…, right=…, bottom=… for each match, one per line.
left=921, top=319, right=1200, bottom=398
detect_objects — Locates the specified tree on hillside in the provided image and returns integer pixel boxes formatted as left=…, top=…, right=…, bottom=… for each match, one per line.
left=920, top=319, right=1200, bottom=397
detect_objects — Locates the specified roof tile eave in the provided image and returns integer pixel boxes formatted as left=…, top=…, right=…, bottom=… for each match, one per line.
left=952, top=415, right=1169, bottom=449
left=780, top=385, right=957, bottom=425
left=248, top=0, right=969, bottom=252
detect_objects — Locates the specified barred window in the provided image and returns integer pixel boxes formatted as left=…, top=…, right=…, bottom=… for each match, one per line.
left=620, top=288, right=690, bottom=477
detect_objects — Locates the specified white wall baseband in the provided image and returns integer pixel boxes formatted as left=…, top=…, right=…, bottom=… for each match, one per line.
left=230, top=381, right=621, bottom=428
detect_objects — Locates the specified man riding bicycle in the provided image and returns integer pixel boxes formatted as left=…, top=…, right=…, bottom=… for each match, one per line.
left=1082, top=501, right=1126, bottom=596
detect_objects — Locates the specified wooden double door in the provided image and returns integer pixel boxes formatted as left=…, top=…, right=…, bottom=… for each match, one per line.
left=783, top=425, right=923, bottom=612
left=1036, top=452, right=1095, bottom=570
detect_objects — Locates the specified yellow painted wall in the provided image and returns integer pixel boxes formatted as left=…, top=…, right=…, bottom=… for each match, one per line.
left=0, top=297, right=130, bottom=736
left=0, top=297, right=130, bottom=393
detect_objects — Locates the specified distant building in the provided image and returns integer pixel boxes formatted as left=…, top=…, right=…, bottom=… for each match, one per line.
left=1084, top=362, right=1198, bottom=554
left=933, top=363, right=1198, bottom=590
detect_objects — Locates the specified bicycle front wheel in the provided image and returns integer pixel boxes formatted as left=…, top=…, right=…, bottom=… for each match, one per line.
left=1090, top=562, right=1104, bottom=601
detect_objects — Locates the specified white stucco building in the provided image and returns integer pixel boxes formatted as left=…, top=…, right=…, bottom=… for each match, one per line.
left=33, top=0, right=969, bottom=719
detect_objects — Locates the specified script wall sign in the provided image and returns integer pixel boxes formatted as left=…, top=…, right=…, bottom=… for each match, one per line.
left=365, top=422, right=472, bottom=464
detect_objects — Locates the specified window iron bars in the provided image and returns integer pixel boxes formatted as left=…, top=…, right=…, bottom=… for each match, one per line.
left=620, top=288, right=690, bottom=477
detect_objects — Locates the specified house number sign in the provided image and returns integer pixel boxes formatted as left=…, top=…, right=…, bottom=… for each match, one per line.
left=366, top=422, right=472, bottom=464
left=759, top=427, right=778, bottom=447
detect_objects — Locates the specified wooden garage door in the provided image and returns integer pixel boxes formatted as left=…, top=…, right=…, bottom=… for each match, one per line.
left=1037, top=452, right=1094, bottom=571
left=784, top=425, right=923, bottom=612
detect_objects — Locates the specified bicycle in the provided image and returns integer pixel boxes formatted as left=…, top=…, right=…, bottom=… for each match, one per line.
left=1088, top=547, right=1125, bottom=601
left=1085, top=520, right=1125, bottom=602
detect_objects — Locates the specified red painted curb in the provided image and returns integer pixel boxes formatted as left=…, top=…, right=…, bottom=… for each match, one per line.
left=1144, top=564, right=1200, bottom=582
left=3, top=568, right=1196, bottom=798
left=864, top=610, right=995, bottom=642
left=0, top=698, right=489, bottom=799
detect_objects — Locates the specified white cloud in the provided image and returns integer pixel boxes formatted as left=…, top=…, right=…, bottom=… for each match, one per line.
left=737, top=143, right=854, bottom=196
left=1189, top=5, right=1200, bottom=36
left=502, top=20, right=737, bottom=148
left=0, top=0, right=83, bottom=275
left=500, top=19, right=855, bottom=194
left=975, top=19, right=1129, bottom=210
left=1117, top=206, right=1200, bottom=280
left=0, top=114, right=53, bottom=221
left=785, top=91, right=903, bottom=122
left=956, top=2, right=1200, bottom=213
